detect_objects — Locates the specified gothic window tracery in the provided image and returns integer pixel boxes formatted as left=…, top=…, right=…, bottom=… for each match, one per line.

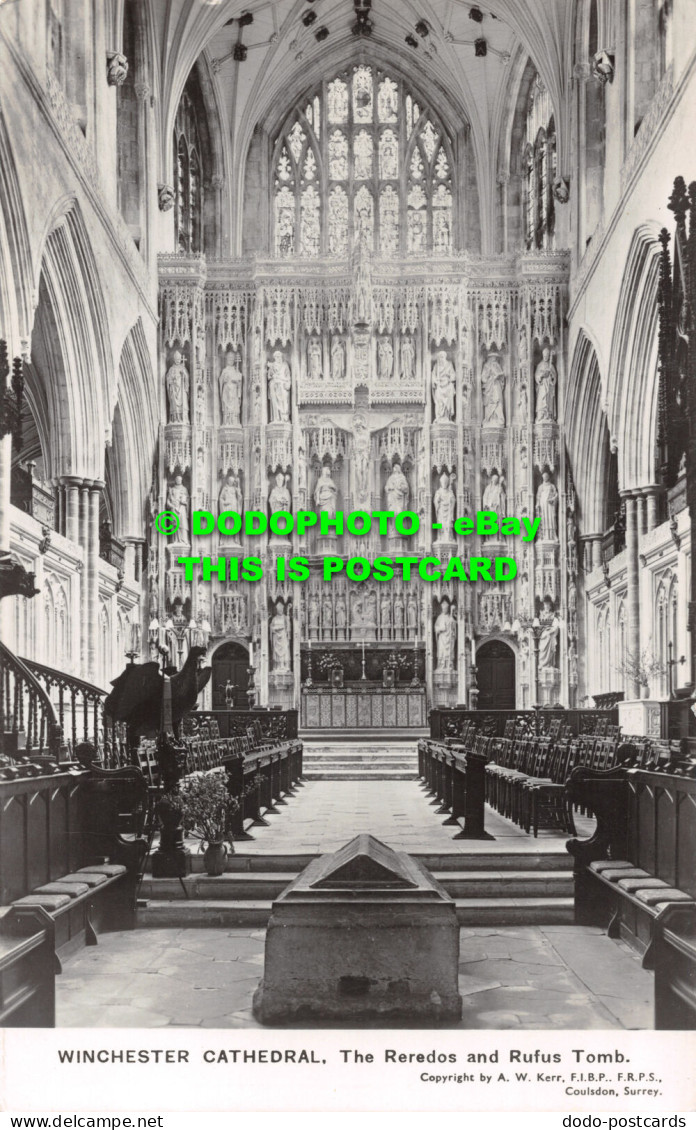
left=272, top=65, right=455, bottom=259
left=522, top=76, right=556, bottom=251
left=173, top=92, right=203, bottom=254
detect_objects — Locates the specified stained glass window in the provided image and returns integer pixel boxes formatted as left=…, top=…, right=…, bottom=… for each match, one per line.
left=329, top=130, right=348, bottom=180
left=380, top=186, right=400, bottom=256
left=522, top=75, right=556, bottom=250
left=379, top=130, right=399, bottom=180
left=173, top=91, right=204, bottom=254
left=272, top=65, right=455, bottom=258
left=329, top=186, right=349, bottom=256
left=354, top=130, right=374, bottom=180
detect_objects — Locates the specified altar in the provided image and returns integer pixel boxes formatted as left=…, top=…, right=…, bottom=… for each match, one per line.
left=301, top=685, right=427, bottom=732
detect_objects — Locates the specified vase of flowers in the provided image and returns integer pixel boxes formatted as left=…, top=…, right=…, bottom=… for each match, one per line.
left=178, top=770, right=239, bottom=876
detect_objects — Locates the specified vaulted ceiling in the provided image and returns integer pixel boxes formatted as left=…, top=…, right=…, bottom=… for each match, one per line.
left=145, top=0, right=576, bottom=250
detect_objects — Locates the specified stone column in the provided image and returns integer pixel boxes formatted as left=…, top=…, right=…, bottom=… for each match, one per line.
left=0, top=432, right=11, bottom=552
left=86, top=482, right=103, bottom=683
left=79, top=484, right=90, bottom=674
left=123, top=536, right=145, bottom=583
left=62, top=476, right=82, bottom=546
left=636, top=493, right=647, bottom=537
left=623, top=491, right=641, bottom=699
left=580, top=534, right=603, bottom=572
left=644, top=487, right=661, bottom=532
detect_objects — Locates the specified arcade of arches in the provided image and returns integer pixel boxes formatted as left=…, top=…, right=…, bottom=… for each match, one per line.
left=0, top=0, right=694, bottom=736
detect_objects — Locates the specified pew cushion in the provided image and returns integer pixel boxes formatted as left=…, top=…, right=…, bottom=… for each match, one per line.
left=597, top=868, right=650, bottom=882
left=634, top=888, right=694, bottom=907
left=66, top=872, right=109, bottom=887
left=13, top=894, right=72, bottom=911
left=78, top=864, right=127, bottom=878
left=617, top=878, right=669, bottom=893
left=589, top=860, right=634, bottom=873
left=33, top=882, right=91, bottom=898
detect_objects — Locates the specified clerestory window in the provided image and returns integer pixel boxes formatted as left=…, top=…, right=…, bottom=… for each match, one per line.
left=272, top=64, right=455, bottom=259
left=173, top=91, right=203, bottom=254
left=522, top=75, right=556, bottom=251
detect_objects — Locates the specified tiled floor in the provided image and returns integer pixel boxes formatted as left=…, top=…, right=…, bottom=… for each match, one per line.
left=57, top=925, right=653, bottom=1030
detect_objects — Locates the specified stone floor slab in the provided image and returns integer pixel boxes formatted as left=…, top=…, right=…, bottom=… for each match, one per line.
left=57, top=924, right=653, bottom=1030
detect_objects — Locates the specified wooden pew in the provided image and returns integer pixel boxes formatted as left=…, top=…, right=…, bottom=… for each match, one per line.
left=0, top=905, right=56, bottom=1028
left=566, top=745, right=696, bottom=1028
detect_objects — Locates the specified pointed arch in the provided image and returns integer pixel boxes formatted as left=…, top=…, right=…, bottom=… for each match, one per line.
left=566, top=329, right=616, bottom=537
left=32, top=202, right=114, bottom=479
left=0, top=108, right=34, bottom=349
left=607, top=223, right=662, bottom=491
left=111, top=318, right=158, bottom=538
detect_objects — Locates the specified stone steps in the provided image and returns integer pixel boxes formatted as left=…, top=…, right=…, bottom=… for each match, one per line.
left=182, top=850, right=573, bottom=873
left=139, top=869, right=572, bottom=902
left=138, top=896, right=574, bottom=929
left=138, top=846, right=575, bottom=928
left=302, top=743, right=419, bottom=781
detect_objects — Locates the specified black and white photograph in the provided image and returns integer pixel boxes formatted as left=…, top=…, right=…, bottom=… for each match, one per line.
left=0, top=0, right=695, bottom=1115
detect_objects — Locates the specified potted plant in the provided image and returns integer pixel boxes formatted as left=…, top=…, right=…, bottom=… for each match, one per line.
left=617, top=650, right=667, bottom=699
left=178, top=769, right=239, bottom=876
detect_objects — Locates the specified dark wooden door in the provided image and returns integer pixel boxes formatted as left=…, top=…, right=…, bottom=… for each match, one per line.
left=476, top=641, right=516, bottom=710
left=212, top=644, right=250, bottom=710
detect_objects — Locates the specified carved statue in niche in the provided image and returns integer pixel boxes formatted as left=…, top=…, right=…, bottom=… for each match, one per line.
left=268, top=351, right=292, bottom=422
left=568, top=582, right=578, bottom=638
left=297, top=445, right=307, bottom=494
left=536, top=470, right=559, bottom=540
left=377, top=337, right=394, bottom=381
left=331, top=336, right=346, bottom=381
left=401, top=335, right=416, bottom=382
left=219, top=472, right=243, bottom=515
left=407, top=592, right=418, bottom=636
left=195, top=382, right=206, bottom=428
left=394, top=592, right=405, bottom=634
left=269, top=600, right=292, bottom=673
left=165, top=350, right=190, bottom=424
left=433, top=472, right=456, bottom=543
left=219, top=350, right=243, bottom=426
left=253, top=332, right=262, bottom=370
left=538, top=596, right=560, bottom=671
left=367, top=591, right=378, bottom=630
left=432, top=351, right=456, bottom=421
left=384, top=462, right=409, bottom=514
left=517, top=377, right=529, bottom=421
left=353, top=235, right=372, bottom=325
left=434, top=597, right=457, bottom=672
left=518, top=324, right=530, bottom=373
left=308, top=592, right=320, bottom=634
left=568, top=638, right=578, bottom=686
left=307, top=337, right=323, bottom=382
left=482, top=471, right=506, bottom=514
left=314, top=465, right=338, bottom=519
left=481, top=351, right=506, bottom=427
left=352, top=414, right=372, bottom=504
left=567, top=510, right=578, bottom=576
left=321, top=591, right=333, bottom=630
left=380, top=593, right=392, bottom=636
left=535, top=346, right=557, bottom=422
left=335, top=594, right=347, bottom=630
left=518, top=569, right=530, bottom=618
left=166, top=474, right=190, bottom=545
left=269, top=471, right=292, bottom=530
